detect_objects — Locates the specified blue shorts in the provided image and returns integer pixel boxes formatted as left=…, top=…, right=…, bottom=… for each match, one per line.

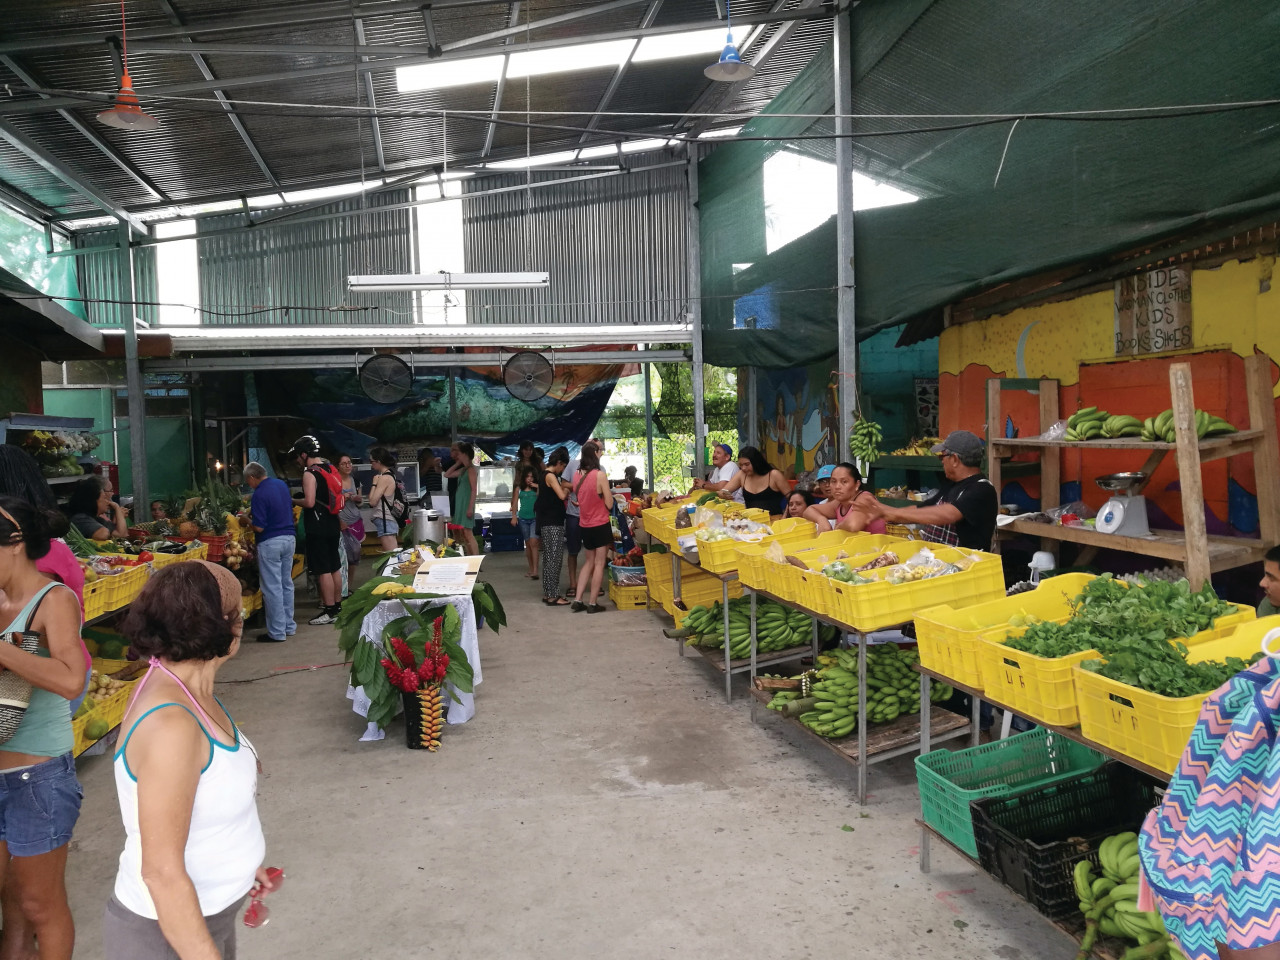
left=518, top=518, right=538, bottom=540
left=0, top=752, right=82, bottom=857
left=372, top=516, right=398, bottom=537
left=564, top=515, right=582, bottom=554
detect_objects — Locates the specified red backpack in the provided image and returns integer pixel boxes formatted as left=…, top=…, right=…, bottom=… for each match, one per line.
left=308, top=462, right=346, bottom=515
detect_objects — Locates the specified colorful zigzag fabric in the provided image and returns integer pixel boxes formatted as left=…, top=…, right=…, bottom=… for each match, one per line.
left=1140, top=655, right=1280, bottom=960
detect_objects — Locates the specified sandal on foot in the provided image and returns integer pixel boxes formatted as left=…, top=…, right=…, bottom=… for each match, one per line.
left=542, top=597, right=570, bottom=606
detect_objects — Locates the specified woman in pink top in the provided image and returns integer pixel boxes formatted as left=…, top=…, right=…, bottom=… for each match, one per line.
left=802, top=462, right=887, bottom=536
left=570, top=445, right=612, bottom=613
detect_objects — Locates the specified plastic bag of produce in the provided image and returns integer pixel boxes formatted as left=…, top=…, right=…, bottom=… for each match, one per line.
left=884, top=547, right=959, bottom=584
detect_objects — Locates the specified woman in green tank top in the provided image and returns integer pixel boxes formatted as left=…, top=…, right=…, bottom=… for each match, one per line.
left=0, top=496, right=91, bottom=960
left=444, top=442, right=479, bottom=556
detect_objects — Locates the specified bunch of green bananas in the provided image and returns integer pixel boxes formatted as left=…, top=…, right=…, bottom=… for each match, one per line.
left=765, top=690, right=802, bottom=710
left=797, top=655, right=860, bottom=739
left=1140, top=408, right=1237, bottom=442
left=1065, top=406, right=1111, bottom=441
left=848, top=414, right=884, bottom=463
left=1100, top=414, right=1145, bottom=439
left=1072, top=832, right=1185, bottom=960
left=795, top=646, right=952, bottom=734
left=675, top=598, right=825, bottom=660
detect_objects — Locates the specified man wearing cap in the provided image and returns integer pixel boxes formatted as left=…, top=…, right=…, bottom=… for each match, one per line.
left=814, top=464, right=835, bottom=502
left=288, top=434, right=344, bottom=625
left=692, top=444, right=743, bottom=504
left=862, top=430, right=997, bottom=550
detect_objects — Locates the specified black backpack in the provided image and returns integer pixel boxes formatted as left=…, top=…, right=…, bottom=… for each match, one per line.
left=381, top=471, right=411, bottom=525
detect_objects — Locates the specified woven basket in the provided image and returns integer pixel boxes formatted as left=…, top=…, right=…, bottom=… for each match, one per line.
left=402, top=687, right=448, bottom=750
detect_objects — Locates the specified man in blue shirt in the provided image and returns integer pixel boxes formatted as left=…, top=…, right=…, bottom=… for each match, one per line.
left=246, top=461, right=297, bottom=643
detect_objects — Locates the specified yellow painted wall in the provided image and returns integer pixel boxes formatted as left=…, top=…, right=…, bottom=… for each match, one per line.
left=940, top=255, right=1280, bottom=393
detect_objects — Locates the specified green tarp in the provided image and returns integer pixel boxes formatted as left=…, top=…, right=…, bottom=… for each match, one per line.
left=700, top=0, right=1280, bottom=367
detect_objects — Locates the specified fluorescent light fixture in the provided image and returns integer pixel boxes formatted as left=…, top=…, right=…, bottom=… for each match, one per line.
left=699, top=126, right=743, bottom=139
left=348, top=272, right=550, bottom=292
left=485, top=150, right=581, bottom=170
left=397, top=56, right=504, bottom=92
left=397, top=27, right=760, bottom=93
left=634, top=26, right=757, bottom=63
left=508, top=38, right=635, bottom=79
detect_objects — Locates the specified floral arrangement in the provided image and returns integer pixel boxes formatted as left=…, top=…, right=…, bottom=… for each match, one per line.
left=381, top=624, right=450, bottom=693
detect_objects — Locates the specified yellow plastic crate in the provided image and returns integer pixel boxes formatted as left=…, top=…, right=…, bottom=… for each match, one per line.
left=1074, top=615, right=1277, bottom=774
left=643, top=551, right=675, bottom=586
left=677, top=576, right=743, bottom=608
left=734, top=541, right=784, bottom=590
left=82, top=578, right=111, bottom=621
left=72, top=679, right=136, bottom=757
left=798, top=569, right=834, bottom=617
left=917, top=573, right=1096, bottom=691
left=608, top=580, right=649, bottom=610
left=980, top=599, right=1256, bottom=726
left=150, top=541, right=209, bottom=568
left=115, top=565, right=150, bottom=608
left=825, top=542, right=1005, bottom=632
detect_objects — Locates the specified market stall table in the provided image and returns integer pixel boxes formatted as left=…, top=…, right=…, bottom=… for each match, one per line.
left=746, top=583, right=977, bottom=804
left=347, top=594, right=483, bottom=739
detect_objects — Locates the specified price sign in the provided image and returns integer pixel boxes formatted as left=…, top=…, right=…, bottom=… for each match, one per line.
left=1114, top=265, right=1193, bottom=357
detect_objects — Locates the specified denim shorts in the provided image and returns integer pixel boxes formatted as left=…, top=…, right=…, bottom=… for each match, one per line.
left=518, top=518, right=538, bottom=540
left=0, top=753, right=82, bottom=857
left=372, top=516, right=398, bottom=537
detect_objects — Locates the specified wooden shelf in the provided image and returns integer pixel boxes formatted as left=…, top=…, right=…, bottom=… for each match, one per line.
left=915, top=664, right=1170, bottom=781
left=986, top=358, right=1280, bottom=590
left=691, top=642, right=812, bottom=675
left=750, top=687, right=970, bottom=766
left=998, top=519, right=1266, bottom=571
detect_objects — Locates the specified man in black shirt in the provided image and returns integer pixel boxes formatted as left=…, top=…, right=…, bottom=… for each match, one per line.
left=863, top=430, right=998, bottom=550
left=289, top=434, right=344, bottom=625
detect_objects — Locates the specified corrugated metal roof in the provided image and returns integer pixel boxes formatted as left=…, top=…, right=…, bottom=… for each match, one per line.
left=0, top=0, right=833, bottom=222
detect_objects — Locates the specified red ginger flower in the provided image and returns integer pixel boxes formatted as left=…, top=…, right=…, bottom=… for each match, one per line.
left=390, top=637, right=416, bottom=670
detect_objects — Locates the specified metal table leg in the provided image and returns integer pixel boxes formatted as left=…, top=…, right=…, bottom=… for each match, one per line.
left=722, top=578, right=732, bottom=703
left=749, top=588, right=758, bottom=681
left=920, top=669, right=932, bottom=874
left=970, top=692, right=982, bottom=747
left=674, top=552, right=685, bottom=658
left=811, top=615, right=820, bottom=660
left=857, top=629, right=868, bottom=805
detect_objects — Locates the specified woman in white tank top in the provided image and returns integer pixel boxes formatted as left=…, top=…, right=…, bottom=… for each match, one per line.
left=105, top=561, right=277, bottom=960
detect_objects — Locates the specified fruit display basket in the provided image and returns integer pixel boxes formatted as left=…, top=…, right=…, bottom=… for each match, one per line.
left=979, top=599, right=1255, bottom=727
left=971, top=761, right=1160, bottom=920
left=688, top=517, right=815, bottom=575
left=734, top=541, right=788, bottom=591
left=916, top=573, right=1096, bottom=692
left=72, top=680, right=137, bottom=757
left=1073, top=617, right=1276, bottom=774
left=824, top=542, right=1005, bottom=633
left=110, top=564, right=150, bottom=608
left=916, top=727, right=1105, bottom=858
left=82, top=577, right=111, bottom=621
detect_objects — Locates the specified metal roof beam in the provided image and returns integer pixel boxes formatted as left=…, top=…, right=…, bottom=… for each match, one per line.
left=0, top=7, right=836, bottom=117
left=682, top=0, right=825, bottom=139
left=482, top=2, right=522, bottom=159
left=0, top=56, right=169, bottom=204
left=129, top=0, right=652, bottom=59
left=0, top=180, right=61, bottom=225
left=154, top=0, right=281, bottom=191
left=0, top=121, right=148, bottom=233
left=126, top=160, right=687, bottom=248
left=577, top=0, right=664, bottom=145
left=352, top=19, right=386, bottom=171
left=0, top=0, right=510, bottom=55
left=145, top=349, right=687, bottom=372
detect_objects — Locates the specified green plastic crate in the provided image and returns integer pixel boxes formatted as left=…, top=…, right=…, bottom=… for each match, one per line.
left=915, top=728, right=1105, bottom=858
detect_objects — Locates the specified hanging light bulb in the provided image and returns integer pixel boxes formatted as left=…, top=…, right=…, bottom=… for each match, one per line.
left=97, top=2, right=159, bottom=131
left=704, top=0, right=755, bottom=82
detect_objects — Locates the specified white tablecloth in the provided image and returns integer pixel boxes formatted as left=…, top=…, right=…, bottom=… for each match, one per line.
left=345, top=595, right=482, bottom=726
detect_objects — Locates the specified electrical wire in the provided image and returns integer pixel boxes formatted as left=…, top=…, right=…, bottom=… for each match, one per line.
left=216, top=662, right=348, bottom=684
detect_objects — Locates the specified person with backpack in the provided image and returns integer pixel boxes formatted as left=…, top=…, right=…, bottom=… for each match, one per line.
left=288, top=435, right=344, bottom=626
left=367, top=447, right=408, bottom=554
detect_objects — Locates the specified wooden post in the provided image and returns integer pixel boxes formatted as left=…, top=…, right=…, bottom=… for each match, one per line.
left=986, top=378, right=1003, bottom=495
left=1245, top=353, right=1280, bottom=549
left=1170, top=363, right=1210, bottom=589
left=1038, top=378, right=1061, bottom=512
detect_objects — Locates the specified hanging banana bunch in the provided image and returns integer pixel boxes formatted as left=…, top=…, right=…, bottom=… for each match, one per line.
left=848, top=413, right=884, bottom=463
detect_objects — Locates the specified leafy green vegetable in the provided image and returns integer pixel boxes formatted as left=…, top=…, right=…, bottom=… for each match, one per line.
left=1079, top=643, right=1262, bottom=698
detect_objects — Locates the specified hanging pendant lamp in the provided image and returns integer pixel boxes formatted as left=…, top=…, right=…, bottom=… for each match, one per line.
left=97, top=2, right=159, bottom=131
left=703, top=0, right=755, bottom=82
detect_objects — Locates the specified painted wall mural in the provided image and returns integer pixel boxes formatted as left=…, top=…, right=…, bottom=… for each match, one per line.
left=938, top=254, right=1280, bottom=536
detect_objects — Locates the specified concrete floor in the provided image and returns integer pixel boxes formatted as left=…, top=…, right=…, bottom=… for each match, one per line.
left=65, top=550, right=1076, bottom=959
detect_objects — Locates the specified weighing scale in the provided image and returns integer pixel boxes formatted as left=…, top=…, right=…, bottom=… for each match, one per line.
left=1095, top=472, right=1151, bottom=537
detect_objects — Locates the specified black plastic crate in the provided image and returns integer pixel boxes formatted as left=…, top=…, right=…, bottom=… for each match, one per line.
left=970, top=761, right=1161, bottom=920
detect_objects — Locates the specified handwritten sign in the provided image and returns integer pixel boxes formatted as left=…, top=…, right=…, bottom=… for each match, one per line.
left=1114, top=266, right=1192, bottom=357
